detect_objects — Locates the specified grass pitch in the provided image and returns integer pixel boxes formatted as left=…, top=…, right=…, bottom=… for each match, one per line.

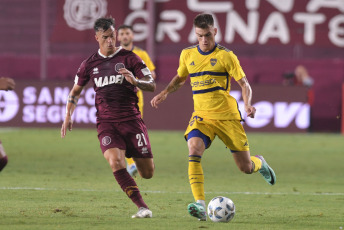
left=0, top=128, right=343, bottom=230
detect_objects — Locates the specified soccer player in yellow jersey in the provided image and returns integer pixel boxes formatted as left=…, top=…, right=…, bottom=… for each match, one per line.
left=117, top=25, right=157, bottom=177
left=151, top=13, right=276, bottom=221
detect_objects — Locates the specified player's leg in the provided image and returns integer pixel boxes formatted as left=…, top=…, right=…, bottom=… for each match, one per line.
left=232, top=151, right=276, bottom=185
left=103, top=147, right=152, bottom=218
left=232, top=150, right=258, bottom=174
left=126, top=157, right=137, bottom=177
left=216, top=120, right=276, bottom=185
left=125, top=89, right=144, bottom=177
left=133, top=158, right=154, bottom=179
left=98, top=122, right=152, bottom=218
left=184, top=116, right=215, bottom=221
left=0, top=140, right=8, bottom=172
left=187, top=134, right=207, bottom=220
left=125, top=118, right=154, bottom=181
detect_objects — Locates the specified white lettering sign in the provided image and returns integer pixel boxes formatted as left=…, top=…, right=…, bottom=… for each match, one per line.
left=0, top=91, right=19, bottom=122
left=232, top=90, right=310, bottom=129
left=120, top=0, right=344, bottom=47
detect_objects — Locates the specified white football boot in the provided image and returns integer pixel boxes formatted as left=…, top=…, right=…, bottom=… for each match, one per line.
left=131, top=207, right=152, bottom=218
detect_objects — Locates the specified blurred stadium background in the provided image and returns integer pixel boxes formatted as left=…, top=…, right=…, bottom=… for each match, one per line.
left=0, top=0, right=343, bottom=132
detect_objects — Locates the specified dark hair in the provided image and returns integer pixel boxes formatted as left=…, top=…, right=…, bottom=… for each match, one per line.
left=94, top=17, right=115, bottom=32
left=117, top=24, right=133, bottom=32
left=193, top=13, right=214, bottom=29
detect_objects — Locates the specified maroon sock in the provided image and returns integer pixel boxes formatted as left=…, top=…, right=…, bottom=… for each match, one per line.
left=113, top=168, right=148, bottom=209
left=0, top=156, right=8, bottom=171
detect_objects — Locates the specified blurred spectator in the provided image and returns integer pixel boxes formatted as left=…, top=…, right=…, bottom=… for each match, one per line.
left=294, top=65, right=314, bottom=88
left=282, top=65, right=314, bottom=88
left=284, top=66, right=314, bottom=131
left=0, top=77, right=15, bottom=172
left=0, top=77, right=15, bottom=91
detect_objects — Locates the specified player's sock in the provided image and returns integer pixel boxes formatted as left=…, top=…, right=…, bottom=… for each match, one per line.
left=188, top=155, right=205, bottom=201
left=126, top=157, right=135, bottom=165
left=0, top=155, right=8, bottom=171
left=196, top=200, right=206, bottom=208
left=113, top=168, right=148, bottom=209
left=250, top=155, right=262, bottom=173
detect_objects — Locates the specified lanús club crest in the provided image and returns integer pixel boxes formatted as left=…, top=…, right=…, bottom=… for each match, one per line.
left=115, top=63, right=125, bottom=72
left=63, top=0, right=107, bottom=31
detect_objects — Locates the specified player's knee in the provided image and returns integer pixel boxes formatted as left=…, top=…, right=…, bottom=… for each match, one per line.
left=136, top=160, right=154, bottom=179
left=188, top=145, right=204, bottom=156
left=188, top=140, right=205, bottom=156
left=105, top=156, right=125, bottom=171
left=140, top=169, right=154, bottom=179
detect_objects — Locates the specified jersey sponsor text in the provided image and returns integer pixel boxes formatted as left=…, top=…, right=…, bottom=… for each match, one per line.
left=94, top=75, right=124, bottom=87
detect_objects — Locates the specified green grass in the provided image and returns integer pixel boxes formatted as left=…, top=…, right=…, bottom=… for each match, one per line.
left=0, top=128, right=343, bottom=230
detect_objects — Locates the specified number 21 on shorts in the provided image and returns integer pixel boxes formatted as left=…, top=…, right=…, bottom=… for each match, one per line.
left=136, top=133, right=147, bottom=147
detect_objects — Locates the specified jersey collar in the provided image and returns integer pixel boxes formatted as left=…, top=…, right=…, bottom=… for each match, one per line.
left=98, top=46, right=122, bottom=58
left=197, top=43, right=217, bottom=55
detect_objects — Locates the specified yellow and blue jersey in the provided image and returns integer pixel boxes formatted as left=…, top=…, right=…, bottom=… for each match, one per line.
left=132, top=46, right=156, bottom=117
left=132, top=46, right=156, bottom=72
left=177, top=44, right=245, bottom=120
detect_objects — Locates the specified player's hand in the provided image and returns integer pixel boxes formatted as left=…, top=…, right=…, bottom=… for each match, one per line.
left=245, top=105, right=256, bottom=118
left=0, top=77, right=15, bottom=91
left=151, top=91, right=168, bottom=108
left=61, top=115, right=73, bottom=138
left=118, top=68, right=137, bottom=86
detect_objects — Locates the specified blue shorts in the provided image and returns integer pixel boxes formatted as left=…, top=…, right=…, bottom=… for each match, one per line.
left=184, top=114, right=250, bottom=152
left=186, top=129, right=211, bottom=149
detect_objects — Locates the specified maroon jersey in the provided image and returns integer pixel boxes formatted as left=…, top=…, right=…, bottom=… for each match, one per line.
left=74, top=48, right=151, bottom=123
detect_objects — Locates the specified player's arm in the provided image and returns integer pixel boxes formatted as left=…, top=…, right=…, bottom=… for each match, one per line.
left=118, top=68, right=156, bottom=92
left=150, top=74, right=187, bottom=109
left=237, top=77, right=256, bottom=118
left=150, top=70, right=157, bottom=80
left=0, top=77, right=15, bottom=91
left=61, top=84, right=84, bottom=138
left=139, top=51, right=157, bottom=80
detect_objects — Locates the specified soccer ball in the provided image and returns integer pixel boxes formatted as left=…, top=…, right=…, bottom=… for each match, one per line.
left=207, top=196, right=235, bottom=222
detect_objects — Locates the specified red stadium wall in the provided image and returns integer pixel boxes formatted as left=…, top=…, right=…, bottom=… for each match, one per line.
left=0, top=0, right=343, bottom=132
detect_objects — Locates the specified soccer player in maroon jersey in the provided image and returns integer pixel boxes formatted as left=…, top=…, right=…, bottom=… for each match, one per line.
left=61, top=17, right=156, bottom=218
left=117, top=24, right=157, bottom=178
left=0, top=77, right=15, bottom=172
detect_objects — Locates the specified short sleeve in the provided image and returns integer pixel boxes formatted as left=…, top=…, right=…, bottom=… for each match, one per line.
left=177, top=50, right=189, bottom=77
left=128, top=53, right=150, bottom=79
left=225, top=52, right=246, bottom=81
left=74, top=60, right=90, bottom=86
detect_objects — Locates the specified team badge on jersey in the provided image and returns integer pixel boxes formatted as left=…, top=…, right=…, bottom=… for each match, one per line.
left=210, top=58, right=217, bottom=66
left=102, top=136, right=111, bottom=146
left=115, top=63, right=125, bottom=72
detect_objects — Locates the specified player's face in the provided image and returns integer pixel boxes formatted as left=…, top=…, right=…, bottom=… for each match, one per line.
left=95, top=26, right=116, bottom=56
left=117, top=28, right=134, bottom=47
left=195, top=26, right=217, bottom=52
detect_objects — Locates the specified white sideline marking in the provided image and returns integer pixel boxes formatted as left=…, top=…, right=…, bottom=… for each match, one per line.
left=0, top=187, right=343, bottom=196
